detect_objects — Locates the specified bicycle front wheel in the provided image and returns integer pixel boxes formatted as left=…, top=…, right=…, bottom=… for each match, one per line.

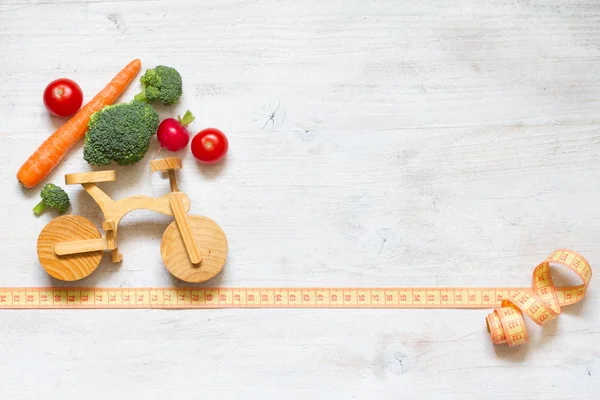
left=160, top=215, right=228, bottom=283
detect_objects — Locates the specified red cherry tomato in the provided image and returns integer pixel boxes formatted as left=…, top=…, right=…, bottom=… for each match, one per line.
left=191, top=128, right=229, bottom=164
left=43, top=78, right=83, bottom=117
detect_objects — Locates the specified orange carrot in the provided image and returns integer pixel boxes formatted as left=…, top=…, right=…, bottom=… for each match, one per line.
left=17, top=59, right=142, bottom=188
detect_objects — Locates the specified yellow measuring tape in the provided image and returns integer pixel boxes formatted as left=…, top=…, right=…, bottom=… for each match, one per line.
left=0, top=249, right=592, bottom=347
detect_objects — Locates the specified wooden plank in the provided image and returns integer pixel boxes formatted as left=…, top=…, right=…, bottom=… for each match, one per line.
left=65, top=171, right=116, bottom=185
left=168, top=195, right=202, bottom=264
left=54, top=237, right=107, bottom=256
left=150, top=158, right=182, bottom=172
left=2, top=0, right=600, bottom=398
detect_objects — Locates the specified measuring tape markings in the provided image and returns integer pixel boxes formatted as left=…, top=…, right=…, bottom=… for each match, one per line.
left=0, top=249, right=591, bottom=347
left=0, top=287, right=526, bottom=309
left=485, top=249, right=591, bottom=347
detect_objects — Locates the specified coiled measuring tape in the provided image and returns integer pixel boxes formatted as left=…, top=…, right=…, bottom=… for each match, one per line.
left=0, top=249, right=591, bottom=347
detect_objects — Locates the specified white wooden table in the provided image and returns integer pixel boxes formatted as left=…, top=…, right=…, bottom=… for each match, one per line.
left=1, top=0, right=599, bottom=398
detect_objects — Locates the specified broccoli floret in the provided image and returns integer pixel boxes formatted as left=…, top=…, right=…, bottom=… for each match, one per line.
left=33, top=183, right=70, bottom=215
left=83, top=100, right=160, bottom=166
left=134, top=65, right=182, bottom=105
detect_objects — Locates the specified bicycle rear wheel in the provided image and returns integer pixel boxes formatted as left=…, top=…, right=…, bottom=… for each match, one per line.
left=37, top=215, right=104, bottom=281
left=160, top=215, right=228, bottom=283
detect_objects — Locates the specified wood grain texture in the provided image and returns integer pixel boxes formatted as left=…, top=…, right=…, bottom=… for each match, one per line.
left=111, top=248, right=123, bottom=263
left=161, top=215, right=227, bottom=282
left=167, top=169, right=178, bottom=192
left=82, top=183, right=192, bottom=226
left=65, top=170, right=116, bottom=185
left=102, top=220, right=115, bottom=231
left=36, top=215, right=103, bottom=281
left=151, top=158, right=182, bottom=191
left=168, top=195, right=203, bottom=264
left=150, top=157, right=182, bottom=172
left=54, top=237, right=107, bottom=256
left=2, top=0, right=600, bottom=398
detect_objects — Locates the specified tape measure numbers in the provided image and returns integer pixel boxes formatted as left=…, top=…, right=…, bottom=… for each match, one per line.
left=0, top=286, right=525, bottom=309
left=0, top=249, right=591, bottom=347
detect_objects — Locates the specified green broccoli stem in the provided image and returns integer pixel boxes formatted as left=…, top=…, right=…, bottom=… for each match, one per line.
left=33, top=200, right=47, bottom=215
left=134, top=90, right=147, bottom=103
left=177, top=110, right=195, bottom=127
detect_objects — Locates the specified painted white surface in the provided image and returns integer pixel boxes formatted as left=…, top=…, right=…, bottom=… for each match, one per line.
left=1, top=0, right=599, bottom=398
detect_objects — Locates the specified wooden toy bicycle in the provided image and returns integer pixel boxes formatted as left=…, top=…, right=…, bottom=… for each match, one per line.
left=36, top=157, right=228, bottom=283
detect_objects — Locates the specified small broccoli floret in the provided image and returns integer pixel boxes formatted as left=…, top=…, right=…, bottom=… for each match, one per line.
left=83, top=100, right=160, bottom=166
left=33, top=183, right=70, bottom=215
left=134, top=65, right=182, bottom=105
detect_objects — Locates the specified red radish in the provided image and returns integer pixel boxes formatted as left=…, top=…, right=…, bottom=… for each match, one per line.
left=156, top=110, right=195, bottom=151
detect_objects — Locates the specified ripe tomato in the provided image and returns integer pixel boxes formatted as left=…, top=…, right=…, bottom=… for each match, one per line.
left=191, top=128, right=229, bottom=164
left=43, top=78, right=83, bottom=117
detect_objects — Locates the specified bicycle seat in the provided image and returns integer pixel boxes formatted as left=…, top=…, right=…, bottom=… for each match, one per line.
left=150, top=157, right=182, bottom=172
left=65, top=170, right=116, bottom=185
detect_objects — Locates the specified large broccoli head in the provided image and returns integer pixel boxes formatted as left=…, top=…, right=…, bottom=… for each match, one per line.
left=83, top=100, right=160, bottom=166
left=33, top=183, right=70, bottom=215
left=134, top=65, right=182, bottom=105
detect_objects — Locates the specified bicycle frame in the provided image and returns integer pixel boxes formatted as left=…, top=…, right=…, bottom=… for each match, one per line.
left=82, top=182, right=191, bottom=227
left=54, top=183, right=192, bottom=261
left=38, top=157, right=222, bottom=283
